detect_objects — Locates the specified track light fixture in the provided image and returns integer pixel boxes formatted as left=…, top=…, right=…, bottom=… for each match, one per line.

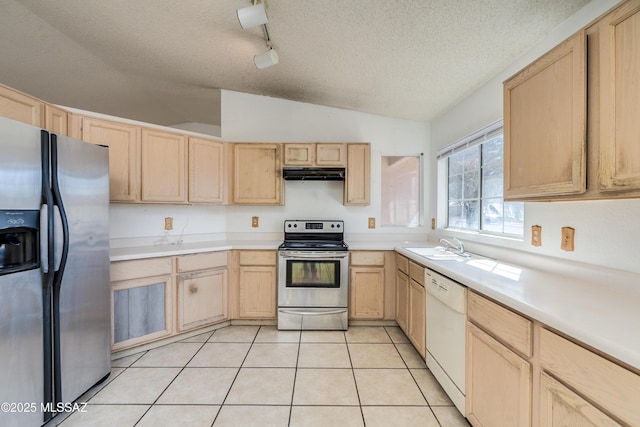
left=236, top=3, right=268, bottom=29
left=236, top=0, right=279, bottom=69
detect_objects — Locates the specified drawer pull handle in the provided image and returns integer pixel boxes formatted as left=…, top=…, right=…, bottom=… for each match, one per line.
left=189, top=283, right=198, bottom=294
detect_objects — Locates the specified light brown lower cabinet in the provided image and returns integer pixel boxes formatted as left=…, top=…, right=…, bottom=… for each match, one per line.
left=236, top=250, right=277, bottom=319
left=110, top=257, right=174, bottom=352
left=176, top=252, right=228, bottom=331
left=466, top=290, right=640, bottom=427
left=395, top=268, right=409, bottom=332
left=110, top=252, right=231, bottom=352
left=349, top=251, right=386, bottom=320
left=540, top=328, right=640, bottom=426
left=407, top=262, right=425, bottom=358
left=539, top=372, right=620, bottom=427
left=466, top=322, right=532, bottom=427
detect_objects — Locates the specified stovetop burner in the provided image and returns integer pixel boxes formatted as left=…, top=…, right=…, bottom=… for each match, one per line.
left=280, top=220, right=347, bottom=251
left=278, top=240, right=349, bottom=251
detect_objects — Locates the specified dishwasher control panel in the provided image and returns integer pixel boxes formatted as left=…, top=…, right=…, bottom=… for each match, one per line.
left=425, top=269, right=467, bottom=314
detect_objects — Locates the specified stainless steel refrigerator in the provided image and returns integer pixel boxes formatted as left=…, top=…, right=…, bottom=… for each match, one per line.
left=0, top=116, right=111, bottom=426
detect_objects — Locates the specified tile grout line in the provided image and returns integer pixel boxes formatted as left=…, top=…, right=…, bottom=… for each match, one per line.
left=384, top=326, right=444, bottom=427
left=286, top=328, right=302, bottom=427
left=343, top=330, right=367, bottom=427
left=210, top=326, right=261, bottom=427
left=132, top=333, right=215, bottom=427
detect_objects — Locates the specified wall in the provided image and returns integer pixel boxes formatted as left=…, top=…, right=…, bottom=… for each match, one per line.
left=428, top=0, right=640, bottom=273
left=110, top=90, right=429, bottom=243
left=221, top=90, right=430, bottom=238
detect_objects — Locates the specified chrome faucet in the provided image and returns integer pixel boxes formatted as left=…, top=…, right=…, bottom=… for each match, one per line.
left=439, top=237, right=465, bottom=255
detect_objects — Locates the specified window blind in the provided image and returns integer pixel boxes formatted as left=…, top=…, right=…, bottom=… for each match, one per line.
left=436, top=119, right=503, bottom=160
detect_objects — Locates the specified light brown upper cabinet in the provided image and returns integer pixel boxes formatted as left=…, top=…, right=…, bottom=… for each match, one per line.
left=232, top=143, right=283, bottom=205
left=504, top=31, right=587, bottom=200
left=0, top=83, right=44, bottom=127
left=596, top=1, right=640, bottom=193
left=345, top=143, right=371, bottom=205
left=504, top=0, right=640, bottom=201
left=44, top=105, right=68, bottom=135
left=141, top=129, right=187, bottom=203
left=80, top=117, right=140, bottom=202
left=188, top=137, right=224, bottom=204
left=283, top=143, right=346, bottom=166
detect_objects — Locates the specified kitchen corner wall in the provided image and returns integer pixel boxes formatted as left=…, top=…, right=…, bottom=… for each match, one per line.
left=221, top=90, right=430, bottom=237
left=428, top=0, right=640, bottom=274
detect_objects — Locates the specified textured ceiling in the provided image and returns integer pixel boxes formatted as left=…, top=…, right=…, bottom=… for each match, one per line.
left=0, top=0, right=589, bottom=127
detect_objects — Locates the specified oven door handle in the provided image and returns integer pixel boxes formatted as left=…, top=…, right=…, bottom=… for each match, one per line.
left=279, top=309, right=348, bottom=316
left=279, top=252, right=349, bottom=259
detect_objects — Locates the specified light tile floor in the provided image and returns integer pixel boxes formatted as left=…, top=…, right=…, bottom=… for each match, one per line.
left=53, top=326, right=470, bottom=427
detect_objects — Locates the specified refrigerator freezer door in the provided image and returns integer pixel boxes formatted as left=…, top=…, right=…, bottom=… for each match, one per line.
left=0, top=117, right=45, bottom=427
left=54, top=135, right=111, bottom=404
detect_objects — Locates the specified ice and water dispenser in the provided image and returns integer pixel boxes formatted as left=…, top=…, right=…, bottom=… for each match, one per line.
left=0, top=210, right=39, bottom=275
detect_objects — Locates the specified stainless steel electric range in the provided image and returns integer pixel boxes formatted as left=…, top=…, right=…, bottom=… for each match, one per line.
left=277, top=220, right=349, bottom=330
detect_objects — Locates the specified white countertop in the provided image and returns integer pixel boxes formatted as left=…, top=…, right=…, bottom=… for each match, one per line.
left=110, top=240, right=281, bottom=261
left=110, top=239, right=640, bottom=370
left=395, top=246, right=640, bottom=371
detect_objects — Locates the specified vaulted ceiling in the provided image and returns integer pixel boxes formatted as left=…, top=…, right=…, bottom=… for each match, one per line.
left=0, top=0, right=589, bottom=128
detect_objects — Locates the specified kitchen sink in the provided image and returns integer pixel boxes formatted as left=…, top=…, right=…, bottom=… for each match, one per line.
left=404, top=247, right=471, bottom=261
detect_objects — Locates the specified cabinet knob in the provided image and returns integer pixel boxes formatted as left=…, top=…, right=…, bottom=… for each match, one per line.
left=189, top=283, right=198, bottom=294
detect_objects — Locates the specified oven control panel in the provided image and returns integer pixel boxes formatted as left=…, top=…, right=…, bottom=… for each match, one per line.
left=284, top=220, right=343, bottom=233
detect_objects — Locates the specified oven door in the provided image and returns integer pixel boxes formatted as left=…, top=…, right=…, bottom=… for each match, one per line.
left=278, top=250, right=349, bottom=308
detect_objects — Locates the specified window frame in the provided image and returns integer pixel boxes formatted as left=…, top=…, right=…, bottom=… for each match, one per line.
left=438, top=120, right=524, bottom=238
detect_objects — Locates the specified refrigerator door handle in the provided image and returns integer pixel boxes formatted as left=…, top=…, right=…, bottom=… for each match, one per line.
left=50, top=134, right=70, bottom=277
left=50, top=134, right=70, bottom=406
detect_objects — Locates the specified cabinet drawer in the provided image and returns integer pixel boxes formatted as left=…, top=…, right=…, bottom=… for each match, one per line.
left=396, top=254, right=409, bottom=274
left=239, top=250, right=277, bottom=266
left=350, top=251, right=385, bottom=266
left=409, top=261, right=425, bottom=286
left=468, top=291, right=532, bottom=357
left=110, top=257, right=172, bottom=282
left=540, top=328, right=640, bottom=426
left=177, top=251, right=227, bottom=272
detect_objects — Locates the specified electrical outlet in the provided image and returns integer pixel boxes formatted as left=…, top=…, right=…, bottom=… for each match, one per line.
left=431, top=218, right=436, bottom=230
left=531, top=225, right=542, bottom=247
left=164, top=217, right=173, bottom=231
left=251, top=216, right=259, bottom=228
left=561, top=227, right=575, bottom=251
left=368, top=217, right=376, bottom=229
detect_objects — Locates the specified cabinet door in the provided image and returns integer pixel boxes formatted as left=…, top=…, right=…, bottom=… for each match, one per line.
left=189, top=137, right=224, bottom=203
left=345, top=143, right=371, bottom=205
left=466, top=322, right=532, bottom=427
left=396, top=270, right=409, bottom=333
left=178, top=269, right=228, bottom=331
left=598, top=2, right=640, bottom=192
left=504, top=31, right=586, bottom=199
left=539, top=372, right=620, bottom=427
left=141, top=129, right=187, bottom=203
left=0, top=84, right=44, bottom=127
left=233, top=143, right=282, bottom=205
left=239, top=266, right=276, bottom=318
left=316, top=143, right=346, bottom=166
left=349, top=267, right=384, bottom=319
left=111, top=275, right=173, bottom=351
left=45, top=104, right=68, bottom=135
left=407, top=279, right=425, bottom=357
left=284, top=143, right=315, bottom=166
left=82, top=117, right=140, bottom=202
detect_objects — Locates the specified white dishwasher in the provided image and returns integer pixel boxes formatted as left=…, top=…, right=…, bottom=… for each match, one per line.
left=425, top=268, right=467, bottom=416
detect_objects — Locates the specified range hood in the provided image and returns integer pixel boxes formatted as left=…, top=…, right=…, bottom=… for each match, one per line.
left=282, top=167, right=345, bottom=181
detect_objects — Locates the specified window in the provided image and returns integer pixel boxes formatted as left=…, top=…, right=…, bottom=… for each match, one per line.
left=381, top=155, right=422, bottom=227
left=441, top=121, right=523, bottom=235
